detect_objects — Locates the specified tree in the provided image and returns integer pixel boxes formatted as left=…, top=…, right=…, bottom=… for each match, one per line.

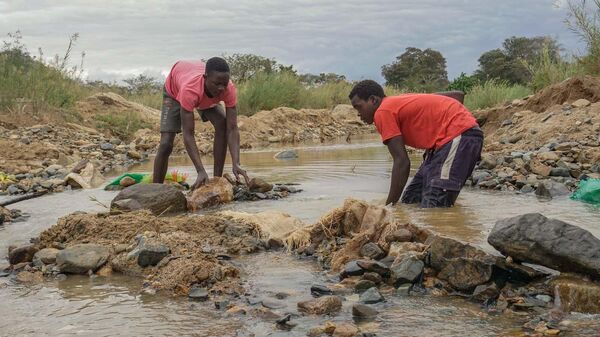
left=475, top=36, right=560, bottom=84
left=299, top=72, right=346, bottom=86
left=222, top=53, right=278, bottom=82
left=381, top=47, right=449, bottom=92
left=565, top=0, right=600, bottom=74
left=123, top=74, right=161, bottom=94
left=448, top=72, right=480, bottom=93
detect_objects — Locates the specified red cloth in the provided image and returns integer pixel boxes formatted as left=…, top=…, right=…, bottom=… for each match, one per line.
left=373, top=94, right=478, bottom=149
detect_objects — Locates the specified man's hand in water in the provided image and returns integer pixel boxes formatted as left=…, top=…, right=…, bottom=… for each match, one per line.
left=232, top=164, right=250, bottom=184
left=191, top=170, right=209, bottom=190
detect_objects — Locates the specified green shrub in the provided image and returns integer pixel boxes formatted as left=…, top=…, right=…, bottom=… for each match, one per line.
left=526, top=48, right=584, bottom=91
left=464, top=79, right=531, bottom=111
left=236, top=71, right=306, bottom=115
left=448, top=72, right=480, bottom=93
left=94, top=111, right=150, bottom=139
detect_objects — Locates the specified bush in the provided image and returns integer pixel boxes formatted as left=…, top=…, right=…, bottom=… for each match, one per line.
left=566, top=0, right=600, bottom=75
left=94, top=111, right=150, bottom=139
left=464, top=80, right=531, bottom=111
left=448, top=72, right=480, bottom=93
left=526, top=48, right=584, bottom=91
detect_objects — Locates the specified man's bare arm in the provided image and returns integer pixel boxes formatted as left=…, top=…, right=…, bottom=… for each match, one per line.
left=385, top=136, right=411, bottom=205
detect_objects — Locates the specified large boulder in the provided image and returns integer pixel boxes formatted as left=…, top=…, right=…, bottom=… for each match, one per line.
left=488, top=213, right=600, bottom=278
left=428, top=235, right=495, bottom=291
left=111, top=183, right=188, bottom=215
left=187, top=177, right=233, bottom=211
left=56, top=244, right=110, bottom=274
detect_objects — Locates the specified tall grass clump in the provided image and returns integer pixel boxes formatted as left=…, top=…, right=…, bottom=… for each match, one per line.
left=527, top=47, right=584, bottom=91
left=464, top=80, right=531, bottom=111
left=236, top=71, right=305, bottom=114
left=94, top=111, right=150, bottom=139
left=303, top=81, right=353, bottom=109
left=566, top=0, right=600, bottom=75
left=0, top=32, right=89, bottom=114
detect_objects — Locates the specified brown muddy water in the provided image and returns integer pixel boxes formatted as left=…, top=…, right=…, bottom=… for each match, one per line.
left=1, top=136, right=599, bottom=336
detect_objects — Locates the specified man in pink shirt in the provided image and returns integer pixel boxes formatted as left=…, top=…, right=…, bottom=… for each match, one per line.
left=153, top=57, right=249, bottom=189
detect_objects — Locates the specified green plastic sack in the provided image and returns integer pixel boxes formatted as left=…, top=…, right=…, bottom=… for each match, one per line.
left=571, top=178, right=600, bottom=205
left=104, top=171, right=189, bottom=190
left=105, top=173, right=149, bottom=189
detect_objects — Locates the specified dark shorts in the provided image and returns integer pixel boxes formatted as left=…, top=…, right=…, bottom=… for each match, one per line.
left=401, top=127, right=484, bottom=208
left=159, top=88, right=220, bottom=133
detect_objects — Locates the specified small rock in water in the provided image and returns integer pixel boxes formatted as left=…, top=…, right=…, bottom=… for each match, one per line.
left=359, top=242, right=385, bottom=260
left=310, top=284, right=333, bottom=297
left=471, top=283, right=500, bottom=303
left=261, top=299, right=286, bottom=309
left=332, top=323, right=359, bottom=337
left=33, top=248, right=60, bottom=266
left=390, top=255, right=424, bottom=286
left=8, top=245, right=39, bottom=265
left=248, top=178, right=273, bottom=193
left=535, top=181, right=570, bottom=199
left=274, top=150, right=298, bottom=160
left=359, top=287, right=384, bottom=304
left=341, top=260, right=364, bottom=279
left=188, top=287, right=209, bottom=301
left=396, top=284, right=412, bottom=296
left=352, top=303, right=378, bottom=318
left=56, top=244, right=110, bottom=274
left=297, top=295, right=342, bottom=315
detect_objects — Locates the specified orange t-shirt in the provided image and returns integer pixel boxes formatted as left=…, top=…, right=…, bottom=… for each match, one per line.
left=373, top=94, right=478, bottom=149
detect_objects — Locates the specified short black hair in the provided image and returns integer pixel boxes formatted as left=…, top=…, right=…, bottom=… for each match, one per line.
left=206, top=57, right=230, bottom=74
left=348, top=80, right=385, bottom=100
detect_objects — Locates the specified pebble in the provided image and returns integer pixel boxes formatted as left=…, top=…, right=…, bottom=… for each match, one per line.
left=188, top=287, right=209, bottom=301
left=359, top=287, right=384, bottom=304
left=310, top=284, right=334, bottom=297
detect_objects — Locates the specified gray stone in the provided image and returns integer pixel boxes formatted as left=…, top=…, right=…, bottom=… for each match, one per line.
left=396, top=284, right=412, bottom=296
left=535, top=181, right=570, bottom=199
left=352, top=304, right=378, bottom=318
left=471, top=171, right=492, bottom=185
left=356, top=260, right=390, bottom=277
left=8, top=245, right=39, bottom=265
left=471, top=283, right=499, bottom=302
left=489, top=213, right=600, bottom=278
left=390, top=255, right=424, bottom=286
left=536, top=294, right=552, bottom=303
left=111, top=183, right=188, bottom=215
left=310, top=284, right=333, bottom=297
left=33, top=248, right=60, bottom=265
left=355, top=279, right=377, bottom=293
left=100, top=143, right=114, bottom=151
left=341, top=260, right=364, bottom=278
left=361, top=272, right=383, bottom=285
left=188, top=287, right=209, bottom=301
left=359, top=243, right=385, bottom=260
left=56, top=244, right=110, bottom=274
left=428, top=235, right=495, bottom=290
left=262, top=299, right=286, bottom=309
left=550, top=167, right=571, bottom=177
left=520, top=185, right=534, bottom=194
left=359, top=287, right=384, bottom=304
left=274, top=150, right=298, bottom=160
left=478, top=154, right=497, bottom=170
left=7, top=185, right=21, bottom=195
left=137, top=244, right=170, bottom=267
left=501, top=119, right=513, bottom=127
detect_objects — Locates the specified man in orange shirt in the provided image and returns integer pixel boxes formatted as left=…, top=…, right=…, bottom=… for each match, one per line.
left=349, top=80, right=483, bottom=208
left=154, top=57, right=249, bottom=190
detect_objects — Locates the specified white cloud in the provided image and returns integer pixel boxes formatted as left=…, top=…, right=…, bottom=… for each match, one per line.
left=0, top=0, right=584, bottom=83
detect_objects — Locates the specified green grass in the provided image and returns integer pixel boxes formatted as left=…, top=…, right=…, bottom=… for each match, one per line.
left=527, top=48, right=584, bottom=92
left=464, top=80, right=532, bottom=111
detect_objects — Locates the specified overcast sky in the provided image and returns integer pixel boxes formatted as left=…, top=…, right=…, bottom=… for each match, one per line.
left=0, top=0, right=585, bottom=83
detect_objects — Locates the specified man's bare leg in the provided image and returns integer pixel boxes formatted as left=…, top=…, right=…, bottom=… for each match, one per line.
left=203, top=107, right=227, bottom=177
left=153, top=132, right=176, bottom=183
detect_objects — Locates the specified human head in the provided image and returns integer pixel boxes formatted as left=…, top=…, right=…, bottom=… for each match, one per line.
left=348, top=80, right=385, bottom=124
left=204, top=57, right=230, bottom=97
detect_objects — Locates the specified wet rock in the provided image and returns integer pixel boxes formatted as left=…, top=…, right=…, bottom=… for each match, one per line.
left=341, top=260, right=364, bottom=278
left=471, top=283, right=499, bottom=302
left=385, top=229, right=413, bottom=243
left=390, top=255, right=424, bottom=286
left=471, top=171, right=492, bottom=185
left=8, top=245, right=39, bottom=265
left=359, top=243, right=385, bottom=260
left=552, top=276, right=600, bottom=314
left=352, top=303, right=378, bottom=318
left=311, top=284, right=334, bottom=297
left=396, top=284, right=412, bottom=296
left=355, top=279, right=377, bottom=293
left=494, top=258, right=548, bottom=283
left=100, top=143, right=114, bottom=151
left=248, top=177, right=273, bottom=193
left=488, top=213, right=600, bottom=278
left=356, top=260, right=390, bottom=277
left=361, top=272, right=383, bottom=285
left=188, top=287, right=209, bottom=301
left=535, top=181, right=570, bottom=199
left=126, top=150, right=142, bottom=160
left=33, top=248, right=60, bottom=265
left=137, top=244, right=170, bottom=267
left=520, top=185, right=535, bottom=194
left=297, top=295, right=342, bottom=315
left=360, top=287, right=384, bottom=304
left=274, top=150, right=298, bottom=160
left=478, top=154, right=497, bottom=170
left=333, top=323, right=359, bottom=337
left=387, top=242, right=426, bottom=258
left=119, top=176, right=137, bottom=187
left=111, top=183, right=187, bottom=215
left=187, top=177, right=234, bottom=211
left=56, top=244, right=110, bottom=274
left=261, top=299, right=286, bottom=309
left=429, top=235, right=495, bottom=290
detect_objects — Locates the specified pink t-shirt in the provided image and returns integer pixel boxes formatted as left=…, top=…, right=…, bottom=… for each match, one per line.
left=164, top=60, right=237, bottom=112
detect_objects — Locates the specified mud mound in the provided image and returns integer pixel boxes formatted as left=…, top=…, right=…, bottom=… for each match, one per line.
left=524, top=76, right=600, bottom=113
left=76, top=92, right=160, bottom=124
left=37, top=210, right=271, bottom=295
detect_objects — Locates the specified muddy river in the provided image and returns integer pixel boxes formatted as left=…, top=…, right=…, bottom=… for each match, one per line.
left=1, top=137, right=599, bottom=336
